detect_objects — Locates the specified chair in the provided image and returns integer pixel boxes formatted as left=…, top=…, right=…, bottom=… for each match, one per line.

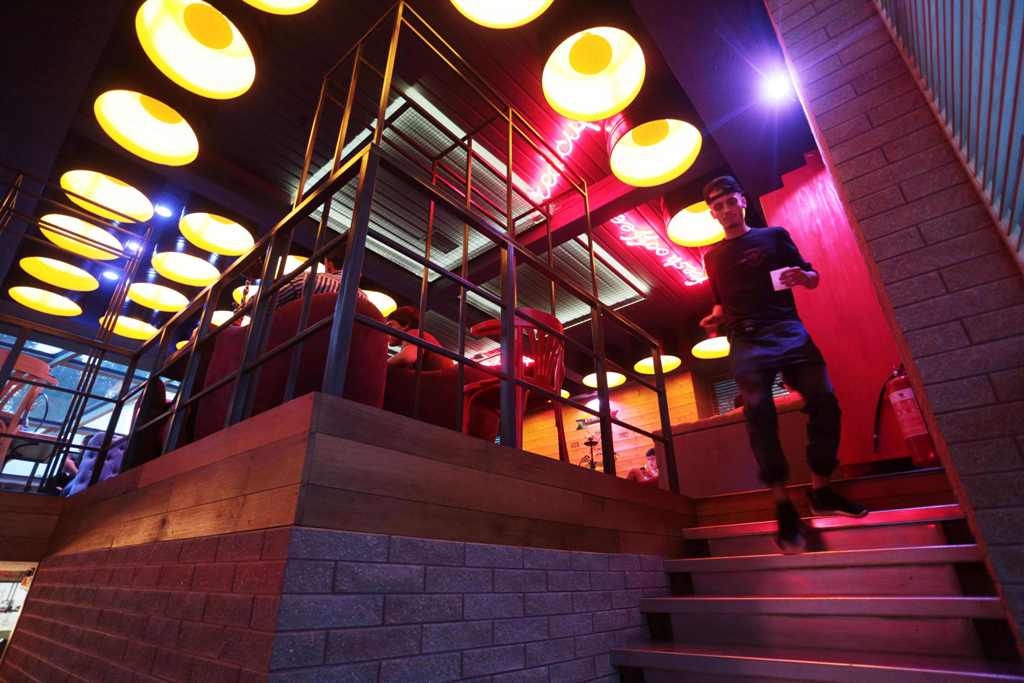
left=384, top=364, right=500, bottom=441
left=0, top=349, right=56, bottom=465
left=462, top=307, right=568, bottom=458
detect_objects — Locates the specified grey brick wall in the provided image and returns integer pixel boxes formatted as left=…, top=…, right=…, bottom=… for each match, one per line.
left=766, top=0, right=1024, bottom=644
left=268, top=528, right=668, bottom=682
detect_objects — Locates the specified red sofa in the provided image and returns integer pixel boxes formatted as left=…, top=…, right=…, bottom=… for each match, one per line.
left=383, top=364, right=500, bottom=441
left=193, top=291, right=388, bottom=440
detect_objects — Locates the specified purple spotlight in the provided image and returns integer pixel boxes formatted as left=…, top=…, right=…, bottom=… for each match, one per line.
left=154, top=204, right=174, bottom=218
left=760, top=71, right=793, bottom=104
left=102, top=270, right=120, bottom=282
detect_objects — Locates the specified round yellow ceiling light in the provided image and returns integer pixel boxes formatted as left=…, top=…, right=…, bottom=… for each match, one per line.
left=137, top=0, right=255, bottom=100
left=128, top=282, right=190, bottom=312
left=232, top=283, right=258, bottom=305
left=241, top=0, right=318, bottom=14
left=94, top=90, right=199, bottom=166
left=179, top=212, right=254, bottom=255
left=9, top=287, right=83, bottom=317
left=102, top=315, right=159, bottom=341
left=152, top=251, right=220, bottom=286
left=363, top=290, right=397, bottom=317
left=211, top=309, right=250, bottom=327
left=668, top=201, right=725, bottom=247
left=450, top=0, right=553, bottom=28
left=283, top=254, right=324, bottom=276
left=610, top=119, right=702, bottom=188
left=691, top=336, right=731, bottom=359
left=60, top=170, right=154, bottom=223
left=633, top=354, right=682, bottom=375
left=542, top=27, right=645, bottom=122
left=20, top=257, right=99, bottom=292
left=582, top=371, right=627, bottom=389
left=38, top=214, right=123, bottom=260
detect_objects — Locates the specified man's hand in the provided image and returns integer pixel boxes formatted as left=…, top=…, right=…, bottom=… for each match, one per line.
left=779, top=268, right=819, bottom=289
left=700, top=305, right=724, bottom=332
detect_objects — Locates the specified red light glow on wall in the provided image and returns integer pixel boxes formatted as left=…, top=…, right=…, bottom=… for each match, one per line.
left=612, top=214, right=707, bottom=286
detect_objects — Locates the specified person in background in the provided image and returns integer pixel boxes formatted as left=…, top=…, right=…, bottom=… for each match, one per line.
left=698, top=175, right=866, bottom=554
left=385, top=306, right=454, bottom=371
left=626, top=448, right=661, bottom=486
left=275, top=253, right=343, bottom=309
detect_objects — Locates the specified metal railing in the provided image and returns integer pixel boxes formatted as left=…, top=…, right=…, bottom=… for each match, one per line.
left=3, top=0, right=682, bottom=494
left=875, top=0, right=1024, bottom=265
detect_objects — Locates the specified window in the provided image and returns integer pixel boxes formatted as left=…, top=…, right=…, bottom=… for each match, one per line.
left=712, top=375, right=790, bottom=415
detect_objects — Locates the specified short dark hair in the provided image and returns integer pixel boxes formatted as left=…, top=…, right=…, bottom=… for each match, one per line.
left=387, top=305, right=419, bottom=329
left=645, top=448, right=655, bottom=458
left=703, top=175, right=744, bottom=205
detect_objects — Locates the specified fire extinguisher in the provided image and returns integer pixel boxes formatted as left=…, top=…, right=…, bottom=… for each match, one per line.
left=873, top=363, right=938, bottom=467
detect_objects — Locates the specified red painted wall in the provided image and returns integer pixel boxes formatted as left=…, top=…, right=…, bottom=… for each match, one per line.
left=761, top=152, right=907, bottom=467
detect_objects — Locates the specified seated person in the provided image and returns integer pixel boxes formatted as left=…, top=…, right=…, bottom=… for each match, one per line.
left=626, top=448, right=661, bottom=486
left=276, top=246, right=345, bottom=308
left=386, top=306, right=453, bottom=371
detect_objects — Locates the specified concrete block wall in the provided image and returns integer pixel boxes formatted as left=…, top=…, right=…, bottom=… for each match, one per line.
left=0, top=529, right=290, bottom=683
left=765, top=0, right=1024, bottom=640
left=269, top=528, right=666, bottom=683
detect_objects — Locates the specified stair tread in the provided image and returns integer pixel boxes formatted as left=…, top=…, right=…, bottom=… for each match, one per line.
left=666, top=543, right=980, bottom=573
left=612, top=642, right=1024, bottom=680
left=640, top=595, right=1004, bottom=618
left=683, top=504, right=963, bottom=540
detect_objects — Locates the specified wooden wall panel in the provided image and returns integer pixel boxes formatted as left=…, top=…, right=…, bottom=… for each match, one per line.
left=522, top=371, right=699, bottom=475
left=0, top=493, right=62, bottom=562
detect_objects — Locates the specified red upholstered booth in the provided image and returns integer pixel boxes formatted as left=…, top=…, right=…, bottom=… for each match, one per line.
left=383, top=364, right=500, bottom=441
left=193, top=291, right=388, bottom=440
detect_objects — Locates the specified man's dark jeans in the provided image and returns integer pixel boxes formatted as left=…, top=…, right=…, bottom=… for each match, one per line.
left=735, top=362, right=841, bottom=485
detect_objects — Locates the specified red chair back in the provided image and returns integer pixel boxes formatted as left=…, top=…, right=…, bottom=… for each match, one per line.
left=515, top=307, right=564, bottom=395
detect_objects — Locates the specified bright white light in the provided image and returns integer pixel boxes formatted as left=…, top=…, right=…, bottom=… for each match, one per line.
left=154, top=204, right=174, bottom=217
left=126, top=240, right=142, bottom=253
left=761, top=71, right=793, bottom=103
left=102, top=270, right=120, bottom=281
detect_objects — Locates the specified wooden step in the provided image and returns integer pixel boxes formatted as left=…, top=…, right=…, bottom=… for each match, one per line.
left=683, top=504, right=966, bottom=556
left=666, top=545, right=982, bottom=597
left=613, top=643, right=1024, bottom=682
left=641, top=595, right=1003, bottom=619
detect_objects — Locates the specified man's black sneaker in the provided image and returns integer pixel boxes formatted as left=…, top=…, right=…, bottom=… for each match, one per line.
left=775, top=500, right=807, bottom=554
left=807, top=487, right=868, bottom=518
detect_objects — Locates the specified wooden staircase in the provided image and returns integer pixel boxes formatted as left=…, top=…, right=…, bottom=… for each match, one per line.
left=612, top=500, right=1024, bottom=682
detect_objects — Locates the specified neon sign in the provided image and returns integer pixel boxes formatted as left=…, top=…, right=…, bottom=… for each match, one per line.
left=612, top=214, right=708, bottom=286
left=529, top=121, right=602, bottom=202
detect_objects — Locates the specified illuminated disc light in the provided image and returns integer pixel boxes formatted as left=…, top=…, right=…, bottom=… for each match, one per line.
left=610, top=119, right=703, bottom=188
left=94, top=90, right=199, bottom=166
left=450, top=0, right=553, bottom=28
left=128, top=282, right=190, bottom=312
left=102, top=315, right=159, bottom=341
left=542, top=27, right=645, bottom=122
left=283, top=254, right=324, bottom=275
left=211, top=309, right=250, bottom=326
left=137, top=0, right=255, bottom=100
left=363, top=290, right=397, bottom=317
left=241, top=0, right=318, bottom=14
left=60, top=170, right=154, bottom=223
left=560, top=389, right=570, bottom=399
left=582, top=371, right=627, bottom=389
left=179, top=212, right=254, bottom=255
left=38, top=214, right=124, bottom=261
left=668, top=200, right=725, bottom=247
left=633, top=354, right=682, bottom=375
left=232, top=283, right=258, bottom=305
left=175, top=339, right=190, bottom=350
left=9, top=287, right=82, bottom=317
left=692, top=336, right=731, bottom=359
left=152, top=251, right=220, bottom=286
left=20, top=257, right=99, bottom=292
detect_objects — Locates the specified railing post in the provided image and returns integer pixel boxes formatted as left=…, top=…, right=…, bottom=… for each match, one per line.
left=652, top=348, right=679, bottom=493
left=498, top=243, right=518, bottom=448
left=323, top=147, right=381, bottom=395
left=590, top=307, right=616, bottom=477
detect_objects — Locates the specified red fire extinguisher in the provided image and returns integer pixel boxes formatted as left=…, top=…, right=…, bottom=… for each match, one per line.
left=873, top=364, right=938, bottom=467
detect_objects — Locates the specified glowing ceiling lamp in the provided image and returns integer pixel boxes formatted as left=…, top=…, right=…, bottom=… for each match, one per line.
left=691, top=336, right=730, bottom=360
left=241, top=0, right=318, bottom=15
left=609, top=119, right=702, bottom=188
left=633, top=354, right=682, bottom=375
left=137, top=0, right=255, bottom=100
left=60, top=170, right=154, bottom=223
left=283, top=254, right=324, bottom=275
left=38, top=214, right=123, bottom=260
left=152, top=251, right=220, bottom=287
left=211, top=309, right=250, bottom=326
left=102, top=315, right=160, bottom=341
left=175, top=339, right=190, bottom=350
left=667, top=201, right=725, bottom=248
left=179, top=212, right=254, bottom=255
left=363, top=290, right=397, bottom=317
left=94, top=90, right=199, bottom=166
left=611, top=213, right=707, bottom=286
left=582, top=371, right=626, bottom=389
left=232, top=283, right=258, bottom=305
left=450, top=0, right=553, bottom=28
left=127, top=282, right=190, bottom=312
left=560, top=388, right=570, bottom=399
left=9, top=287, right=83, bottom=317
left=542, top=27, right=645, bottom=122
left=19, top=257, right=99, bottom=292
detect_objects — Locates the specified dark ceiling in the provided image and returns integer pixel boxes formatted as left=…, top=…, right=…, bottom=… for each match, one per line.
left=1, top=0, right=816, bottom=380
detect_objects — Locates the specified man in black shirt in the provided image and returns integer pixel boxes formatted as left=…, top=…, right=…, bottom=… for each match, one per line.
left=699, top=176, right=866, bottom=553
